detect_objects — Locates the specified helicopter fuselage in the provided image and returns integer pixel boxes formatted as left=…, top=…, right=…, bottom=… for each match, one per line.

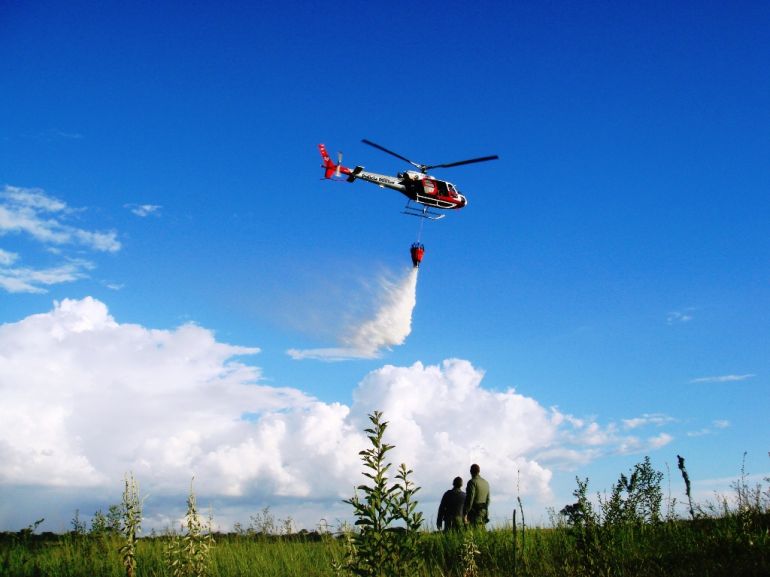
left=346, top=167, right=468, bottom=210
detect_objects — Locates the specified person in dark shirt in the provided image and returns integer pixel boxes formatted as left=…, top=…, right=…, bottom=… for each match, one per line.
left=437, top=476, right=466, bottom=531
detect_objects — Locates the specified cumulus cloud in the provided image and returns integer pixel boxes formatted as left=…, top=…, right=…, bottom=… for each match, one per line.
left=0, top=298, right=359, bottom=524
left=0, top=186, right=120, bottom=293
left=0, top=298, right=675, bottom=531
left=288, top=268, right=418, bottom=361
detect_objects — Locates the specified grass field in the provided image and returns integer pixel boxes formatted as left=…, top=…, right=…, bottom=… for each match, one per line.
left=2, top=511, right=769, bottom=577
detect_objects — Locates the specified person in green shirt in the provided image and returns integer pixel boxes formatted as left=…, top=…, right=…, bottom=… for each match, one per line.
left=464, top=464, right=490, bottom=527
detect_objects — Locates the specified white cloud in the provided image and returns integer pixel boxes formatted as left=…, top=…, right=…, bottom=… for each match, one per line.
left=125, top=203, right=162, bottom=217
left=0, top=248, right=18, bottom=266
left=288, top=268, right=418, bottom=361
left=0, top=298, right=677, bottom=531
left=689, top=374, right=755, bottom=384
left=686, top=419, right=730, bottom=437
left=687, top=471, right=770, bottom=512
left=287, top=347, right=374, bottom=361
left=666, top=309, right=695, bottom=324
left=647, top=432, right=673, bottom=450
left=2, top=186, right=68, bottom=213
left=0, top=186, right=120, bottom=293
left=0, top=259, right=94, bottom=293
left=622, top=413, right=675, bottom=429
left=0, top=186, right=120, bottom=251
left=23, top=129, right=83, bottom=141
left=608, top=433, right=672, bottom=455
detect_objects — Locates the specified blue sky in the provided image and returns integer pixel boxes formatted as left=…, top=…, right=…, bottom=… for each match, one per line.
left=1, top=0, right=768, bottom=532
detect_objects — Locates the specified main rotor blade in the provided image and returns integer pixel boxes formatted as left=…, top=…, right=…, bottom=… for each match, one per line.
left=361, top=139, right=423, bottom=170
left=426, top=155, right=499, bottom=170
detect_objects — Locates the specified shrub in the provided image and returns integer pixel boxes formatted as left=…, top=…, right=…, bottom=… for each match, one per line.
left=333, top=410, right=424, bottom=577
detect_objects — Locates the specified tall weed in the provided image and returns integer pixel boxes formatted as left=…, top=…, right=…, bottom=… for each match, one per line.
left=333, top=411, right=424, bottom=577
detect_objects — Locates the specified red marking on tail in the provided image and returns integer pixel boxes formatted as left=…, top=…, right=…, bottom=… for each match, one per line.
left=318, top=144, right=336, bottom=178
left=318, top=143, right=351, bottom=178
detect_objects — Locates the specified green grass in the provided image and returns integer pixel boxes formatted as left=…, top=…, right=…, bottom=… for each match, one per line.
left=0, top=534, right=335, bottom=577
left=3, top=515, right=768, bottom=577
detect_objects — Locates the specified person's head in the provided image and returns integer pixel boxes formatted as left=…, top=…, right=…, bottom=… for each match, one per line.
left=453, top=476, right=462, bottom=489
left=470, top=464, right=480, bottom=476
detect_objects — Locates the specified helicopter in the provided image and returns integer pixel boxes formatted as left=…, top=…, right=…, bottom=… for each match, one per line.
left=319, top=139, right=498, bottom=219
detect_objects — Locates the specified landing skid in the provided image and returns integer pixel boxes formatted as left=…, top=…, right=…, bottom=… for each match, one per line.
left=403, top=202, right=445, bottom=220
